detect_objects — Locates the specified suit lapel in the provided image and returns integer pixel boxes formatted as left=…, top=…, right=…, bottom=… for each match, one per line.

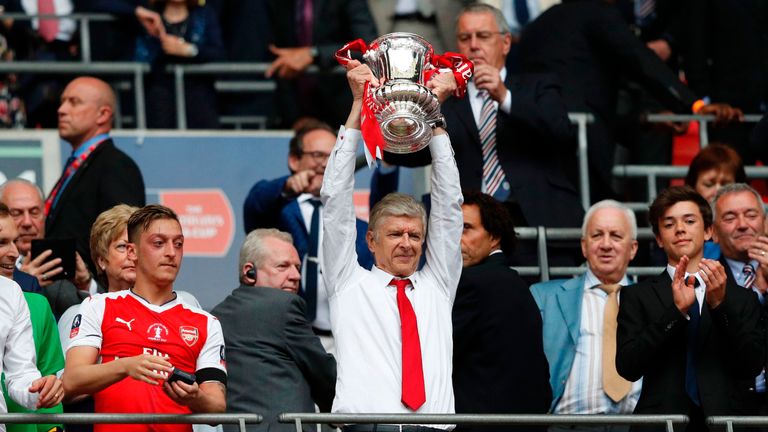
left=556, top=275, right=585, bottom=345
left=46, top=141, right=109, bottom=228
left=452, top=96, right=481, bottom=149
left=650, top=270, right=675, bottom=310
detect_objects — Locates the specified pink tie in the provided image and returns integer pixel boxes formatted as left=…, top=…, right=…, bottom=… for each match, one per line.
left=37, top=0, right=59, bottom=42
left=392, top=278, right=426, bottom=411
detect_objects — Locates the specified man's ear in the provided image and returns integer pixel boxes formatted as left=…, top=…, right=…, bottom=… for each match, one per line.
left=288, top=154, right=300, bottom=173
left=366, top=230, right=376, bottom=254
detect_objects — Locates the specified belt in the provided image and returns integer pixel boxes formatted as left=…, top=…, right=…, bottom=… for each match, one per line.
left=392, top=12, right=436, bottom=23
left=342, top=426, right=444, bottom=432
left=312, top=327, right=332, bottom=337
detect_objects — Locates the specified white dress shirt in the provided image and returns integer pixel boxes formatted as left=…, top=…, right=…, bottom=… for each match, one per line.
left=666, top=264, right=706, bottom=314
left=554, top=268, right=641, bottom=414
left=0, top=277, right=43, bottom=429
left=297, top=193, right=331, bottom=331
left=321, top=127, right=463, bottom=427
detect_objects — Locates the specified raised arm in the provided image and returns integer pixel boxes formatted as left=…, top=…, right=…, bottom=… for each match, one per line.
left=320, top=61, right=378, bottom=294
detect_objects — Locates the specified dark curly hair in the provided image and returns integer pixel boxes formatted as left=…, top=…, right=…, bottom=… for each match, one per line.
left=462, top=191, right=516, bottom=254
left=648, top=186, right=712, bottom=236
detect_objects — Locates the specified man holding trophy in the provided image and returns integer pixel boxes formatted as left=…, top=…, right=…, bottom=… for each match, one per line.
left=320, top=33, right=465, bottom=430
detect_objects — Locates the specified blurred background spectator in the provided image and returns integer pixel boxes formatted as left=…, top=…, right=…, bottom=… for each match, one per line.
left=135, top=0, right=224, bottom=128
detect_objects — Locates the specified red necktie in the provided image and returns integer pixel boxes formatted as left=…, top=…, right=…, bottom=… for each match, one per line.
left=392, top=278, right=426, bottom=411
left=37, top=0, right=59, bottom=42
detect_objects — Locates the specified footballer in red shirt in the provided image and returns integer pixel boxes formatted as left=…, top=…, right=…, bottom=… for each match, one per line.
left=62, top=205, right=227, bottom=432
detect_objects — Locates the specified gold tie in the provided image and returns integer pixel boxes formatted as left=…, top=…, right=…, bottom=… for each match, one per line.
left=599, top=283, right=632, bottom=402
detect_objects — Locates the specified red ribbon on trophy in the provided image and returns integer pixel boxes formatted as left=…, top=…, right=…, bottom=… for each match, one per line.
left=335, top=38, right=473, bottom=165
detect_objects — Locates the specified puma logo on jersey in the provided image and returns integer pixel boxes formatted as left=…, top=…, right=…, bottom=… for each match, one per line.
left=116, top=317, right=135, bottom=331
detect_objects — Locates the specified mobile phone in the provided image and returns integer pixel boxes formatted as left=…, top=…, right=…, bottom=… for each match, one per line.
left=167, top=367, right=196, bottom=385
left=30, top=238, right=76, bottom=281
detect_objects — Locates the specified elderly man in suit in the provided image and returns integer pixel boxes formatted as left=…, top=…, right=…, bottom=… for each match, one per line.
left=531, top=200, right=640, bottom=431
left=379, top=3, right=582, bottom=266
left=617, top=186, right=765, bottom=431
left=243, top=120, right=373, bottom=353
left=454, top=192, right=550, bottom=432
left=0, top=179, right=96, bottom=318
left=711, top=183, right=768, bottom=415
left=212, top=228, right=336, bottom=432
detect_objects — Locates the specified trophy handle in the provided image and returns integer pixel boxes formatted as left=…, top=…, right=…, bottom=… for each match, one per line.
left=426, top=52, right=474, bottom=98
left=335, top=39, right=369, bottom=66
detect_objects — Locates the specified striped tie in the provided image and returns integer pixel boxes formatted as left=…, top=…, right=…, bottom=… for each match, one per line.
left=743, top=264, right=756, bottom=289
left=478, top=90, right=508, bottom=200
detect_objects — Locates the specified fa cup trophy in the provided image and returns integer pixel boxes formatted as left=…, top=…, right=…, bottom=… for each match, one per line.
left=336, top=33, right=473, bottom=163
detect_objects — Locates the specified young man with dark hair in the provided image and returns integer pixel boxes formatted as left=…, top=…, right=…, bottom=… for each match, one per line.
left=617, top=186, right=765, bottom=431
left=62, top=204, right=227, bottom=432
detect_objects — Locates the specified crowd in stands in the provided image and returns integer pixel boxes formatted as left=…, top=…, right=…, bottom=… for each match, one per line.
left=1, top=1, right=768, bottom=432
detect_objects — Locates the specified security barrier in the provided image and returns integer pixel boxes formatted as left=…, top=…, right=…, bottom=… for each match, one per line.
left=0, top=413, right=261, bottom=432
left=278, top=413, right=689, bottom=432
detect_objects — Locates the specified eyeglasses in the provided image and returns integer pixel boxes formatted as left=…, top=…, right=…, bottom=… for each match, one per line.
left=456, top=31, right=506, bottom=43
left=300, top=151, right=331, bottom=162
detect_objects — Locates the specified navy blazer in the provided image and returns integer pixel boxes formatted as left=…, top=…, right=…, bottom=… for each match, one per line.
left=243, top=175, right=374, bottom=270
left=12, top=269, right=42, bottom=294
left=383, top=73, right=583, bottom=228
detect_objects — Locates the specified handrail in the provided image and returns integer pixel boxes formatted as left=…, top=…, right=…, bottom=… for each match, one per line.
left=279, top=413, right=688, bottom=432
left=612, top=164, right=768, bottom=210
left=708, top=416, right=768, bottom=432
left=0, top=413, right=261, bottom=432
left=512, top=227, right=662, bottom=279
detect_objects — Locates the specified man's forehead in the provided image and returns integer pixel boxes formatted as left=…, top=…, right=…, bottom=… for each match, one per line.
left=458, top=11, right=497, bottom=30
left=382, top=215, right=423, bottom=232
left=141, top=219, right=183, bottom=237
left=717, top=191, right=763, bottom=213
left=4, top=184, right=42, bottom=207
left=302, top=130, right=335, bottom=152
left=587, top=208, right=630, bottom=232
left=0, top=216, right=17, bottom=235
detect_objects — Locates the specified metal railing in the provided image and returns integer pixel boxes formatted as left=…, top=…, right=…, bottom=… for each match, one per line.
left=279, top=413, right=689, bottom=432
left=709, top=416, right=768, bottom=432
left=612, top=164, right=768, bottom=212
left=0, top=13, right=117, bottom=62
left=0, top=413, right=261, bottom=432
left=512, top=227, right=663, bottom=282
left=0, top=55, right=765, bottom=210
left=0, top=62, right=149, bottom=129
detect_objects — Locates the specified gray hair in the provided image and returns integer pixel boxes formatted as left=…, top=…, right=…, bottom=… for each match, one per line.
left=239, top=228, right=294, bottom=280
left=368, top=193, right=427, bottom=239
left=0, top=178, right=45, bottom=203
left=711, top=182, right=765, bottom=220
left=582, top=199, right=638, bottom=240
left=457, top=3, right=512, bottom=35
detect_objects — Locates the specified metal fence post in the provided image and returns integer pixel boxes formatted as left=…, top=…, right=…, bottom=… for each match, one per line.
left=537, top=226, right=550, bottom=282
left=79, top=17, right=91, bottom=62
left=174, top=65, right=187, bottom=129
left=699, top=119, right=709, bottom=148
left=575, top=114, right=590, bottom=211
left=134, top=66, right=147, bottom=130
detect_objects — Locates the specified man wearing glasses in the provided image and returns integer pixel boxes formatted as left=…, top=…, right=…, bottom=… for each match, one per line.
left=243, top=121, right=373, bottom=352
left=382, top=3, right=582, bottom=267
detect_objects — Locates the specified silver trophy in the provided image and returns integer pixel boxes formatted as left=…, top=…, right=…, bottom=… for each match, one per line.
left=361, top=33, right=444, bottom=154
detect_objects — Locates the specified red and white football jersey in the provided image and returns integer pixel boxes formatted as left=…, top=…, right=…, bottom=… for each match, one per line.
left=68, top=290, right=227, bottom=432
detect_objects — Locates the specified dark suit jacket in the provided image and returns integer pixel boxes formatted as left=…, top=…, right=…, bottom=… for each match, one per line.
left=385, top=73, right=583, bottom=228
left=267, top=0, right=377, bottom=127
left=12, top=269, right=42, bottom=294
left=243, top=175, right=374, bottom=270
left=452, top=253, right=551, bottom=431
left=616, top=270, right=766, bottom=430
left=211, top=285, right=336, bottom=432
left=45, top=139, right=145, bottom=276
left=519, top=0, right=699, bottom=194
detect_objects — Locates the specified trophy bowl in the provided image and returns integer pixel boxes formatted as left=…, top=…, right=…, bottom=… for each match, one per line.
left=362, top=33, right=441, bottom=154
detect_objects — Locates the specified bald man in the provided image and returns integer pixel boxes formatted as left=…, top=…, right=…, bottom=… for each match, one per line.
left=46, top=77, right=145, bottom=276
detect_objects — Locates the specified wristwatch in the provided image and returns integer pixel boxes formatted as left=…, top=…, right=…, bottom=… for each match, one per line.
left=429, top=114, right=447, bottom=129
